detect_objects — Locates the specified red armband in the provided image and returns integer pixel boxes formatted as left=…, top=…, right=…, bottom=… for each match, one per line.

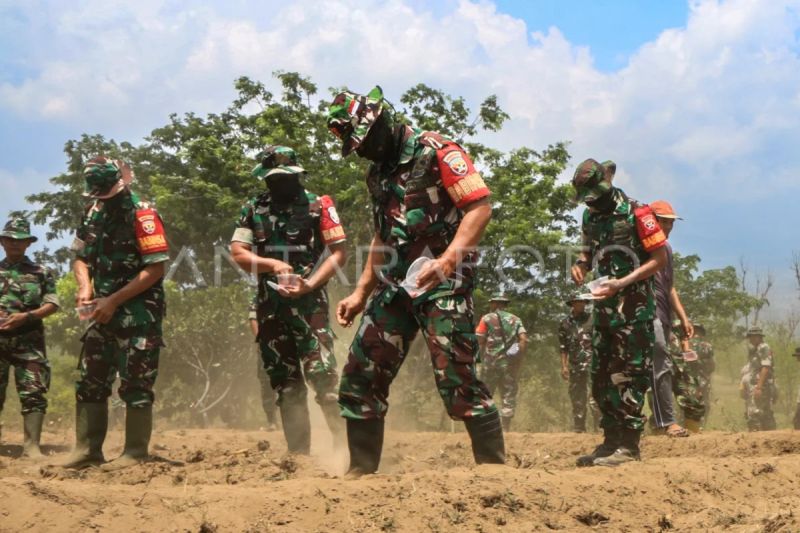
left=437, top=146, right=490, bottom=208
left=319, top=195, right=346, bottom=245
left=634, top=206, right=667, bottom=252
left=475, top=318, right=488, bottom=335
left=135, top=208, right=169, bottom=255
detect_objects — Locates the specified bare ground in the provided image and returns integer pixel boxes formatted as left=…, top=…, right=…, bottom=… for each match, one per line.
left=1, top=427, right=799, bottom=532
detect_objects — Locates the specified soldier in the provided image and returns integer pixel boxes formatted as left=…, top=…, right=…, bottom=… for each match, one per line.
left=570, top=159, right=668, bottom=467
left=558, top=294, right=597, bottom=433
left=63, top=157, right=170, bottom=470
left=689, top=322, right=715, bottom=420
left=476, top=293, right=528, bottom=432
left=792, top=347, right=800, bottom=430
left=328, top=86, right=502, bottom=476
left=247, top=297, right=279, bottom=431
left=647, top=200, right=693, bottom=437
left=0, top=218, right=60, bottom=457
left=667, top=322, right=704, bottom=433
left=231, top=145, right=347, bottom=454
left=743, top=326, right=776, bottom=431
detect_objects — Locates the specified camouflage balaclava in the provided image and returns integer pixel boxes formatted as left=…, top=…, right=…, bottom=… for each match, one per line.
left=0, top=218, right=37, bottom=242
left=571, top=158, right=616, bottom=203
left=327, top=86, right=392, bottom=157
left=83, top=157, right=133, bottom=199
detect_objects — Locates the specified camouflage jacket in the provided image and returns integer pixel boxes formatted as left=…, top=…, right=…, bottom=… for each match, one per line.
left=747, top=342, right=774, bottom=388
left=580, top=188, right=666, bottom=328
left=690, top=338, right=715, bottom=376
left=232, top=189, right=345, bottom=320
left=0, top=256, right=60, bottom=337
left=367, top=127, right=490, bottom=301
left=558, top=311, right=592, bottom=372
left=476, top=310, right=526, bottom=365
left=72, top=191, right=169, bottom=330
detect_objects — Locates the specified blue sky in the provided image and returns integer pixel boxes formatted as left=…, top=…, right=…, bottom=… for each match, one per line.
left=0, top=0, right=798, bottom=315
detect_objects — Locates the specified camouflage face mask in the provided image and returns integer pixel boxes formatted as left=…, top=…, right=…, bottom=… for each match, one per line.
left=327, top=86, right=389, bottom=157
left=83, top=157, right=133, bottom=199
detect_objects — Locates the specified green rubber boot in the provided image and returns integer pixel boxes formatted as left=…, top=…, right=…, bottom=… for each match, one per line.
left=101, top=405, right=152, bottom=472
left=22, top=411, right=45, bottom=459
left=593, top=428, right=641, bottom=467
left=464, top=411, right=506, bottom=465
left=61, top=402, right=108, bottom=468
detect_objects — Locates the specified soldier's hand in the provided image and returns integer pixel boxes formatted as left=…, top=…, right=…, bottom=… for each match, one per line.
left=592, top=278, right=623, bottom=299
left=560, top=367, right=569, bottom=381
left=571, top=264, right=588, bottom=285
left=337, top=293, right=367, bottom=327
left=90, top=297, right=119, bottom=325
left=269, top=259, right=294, bottom=275
left=283, top=278, right=314, bottom=299
left=76, top=286, right=94, bottom=307
left=682, top=319, right=694, bottom=339
left=0, top=313, right=29, bottom=331
left=417, top=257, right=454, bottom=292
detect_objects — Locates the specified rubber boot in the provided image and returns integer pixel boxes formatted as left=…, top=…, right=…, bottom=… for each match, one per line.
left=501, top=416, right=512, bottom=433
left=61, top=402, right=108, bottom=468
left=593, top=428, right=641, bottom=467
left=464, top=411, right=506, bottom=465
left=345, top=418, right=384, bottom=478
left=22, top=411, right=45, bottom=459
left=576, top=428, right=619, bottom=467
left=684, top=418, right=702, bottom=434
left=101, top=405, right=152, bottom=472
left=279, top=393, right=311, bottom=455
left=319, top=400, right=346, bottom=449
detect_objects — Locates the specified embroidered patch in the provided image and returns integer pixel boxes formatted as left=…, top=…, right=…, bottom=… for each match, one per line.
left=442, top=150, right=469, bottom=176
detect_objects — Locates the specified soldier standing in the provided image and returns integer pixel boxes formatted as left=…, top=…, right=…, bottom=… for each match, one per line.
left=248, top=297, right=279, bottom=431
left=476, top=293, right=528, bottom=432
left=570, top=158, right=668, bottom=467
left=558, top=294, right=596, bottom=433
left=689, top=322, right=715, bottom=420
left=63, top=157, right=170, bottom=470
left=231, top=146, right=347, bottom=454
left=0, top=219, right=60, bottom=457
left=743, top=326, right=776, bottom=431
left=328, top=86, right=502, bottom=476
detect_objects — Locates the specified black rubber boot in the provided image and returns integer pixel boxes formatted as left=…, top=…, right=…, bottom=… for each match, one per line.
left=279, top=393, right=311, bottom=455
left=464, top=411, right=506, bottom=465
left=22, top=411, right=45, bottom=459
left=319, top=400, right=346, bottom=449
left=593, top=428, right=641, bottom=467
left=61, top=402, right=108, bottom=468
left=345, top=418, right=384, bottom=478
left=501, top=416, right=512, bottom=433
left=101, top=405, right=152, bottom=472
left=576, top=427, right=620, bottom=467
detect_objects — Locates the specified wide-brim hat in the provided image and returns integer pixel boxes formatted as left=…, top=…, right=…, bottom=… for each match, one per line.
left=252, top=164, right=306, bottom=179
left=0, top=218, right=37, bottom=242
left=489, top=294, right=511, bottom=303
left=745, top=326, right=764, bottom=338
left=566, top=294, right=590, bottom=305
left=572, top=158, right=616, bottom=203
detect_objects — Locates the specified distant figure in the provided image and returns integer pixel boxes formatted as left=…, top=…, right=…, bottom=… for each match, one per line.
left=558, top=294, right=598, bottom=433
left=689, top=322, right=715, bottom=420
left=476, top=293, right=528, bottom=432
left=743, top=327, right=776, bottom=431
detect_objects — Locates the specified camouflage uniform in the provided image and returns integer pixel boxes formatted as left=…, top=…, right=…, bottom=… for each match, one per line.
left=248, top=299, right=279, bottom=429
left=72, top=190, right=169, bottom=407
left=558, top=310, right=598, bottom=432
left=335, top=125, right=495, bottom=422
left=0, top=256, right=60, bottom=415
left=477, top=309, right=526, bottom=421
left=232, top=187, right=344, bottom=410
left=744, top=340, right=776, bottom=431
left=668, top=332, right=705, bottom=423
left=580, top=188, right=666, bottom=432
left=690, top=335, right=715, bottom=418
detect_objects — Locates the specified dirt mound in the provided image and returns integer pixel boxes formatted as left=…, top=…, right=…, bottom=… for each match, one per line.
left=1, top=429, right=799, bottom=532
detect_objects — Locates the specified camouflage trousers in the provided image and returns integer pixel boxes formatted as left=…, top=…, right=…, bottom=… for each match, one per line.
left=258, top=311, right=338, bottom=406
left=255, top=348, right=279, bottom=425
left=481, top=360, right=519, bottom=418
left=568, top=370, right=599, bottom=432
left=744, top=386, right=776, bottom=431
left=339, top=285, right=495, bottom=420
left=671, top=356, right=706, bottom=422
left=76, top=322, right=163, bottom=407
left=0, top=330, right=50, bottom=414
left=591, top=322, right=654, bottom=431
left=698, top=370, right=713, bottom=419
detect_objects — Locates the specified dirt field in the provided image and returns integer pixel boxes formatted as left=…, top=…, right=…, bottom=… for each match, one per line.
left=1, top=426, right=799, bottom=532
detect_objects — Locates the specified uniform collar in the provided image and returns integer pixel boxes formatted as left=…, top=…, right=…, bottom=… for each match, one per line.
left=397, top=126, right=421, bottom=166
left=0, top=255, right=34, bottom=268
